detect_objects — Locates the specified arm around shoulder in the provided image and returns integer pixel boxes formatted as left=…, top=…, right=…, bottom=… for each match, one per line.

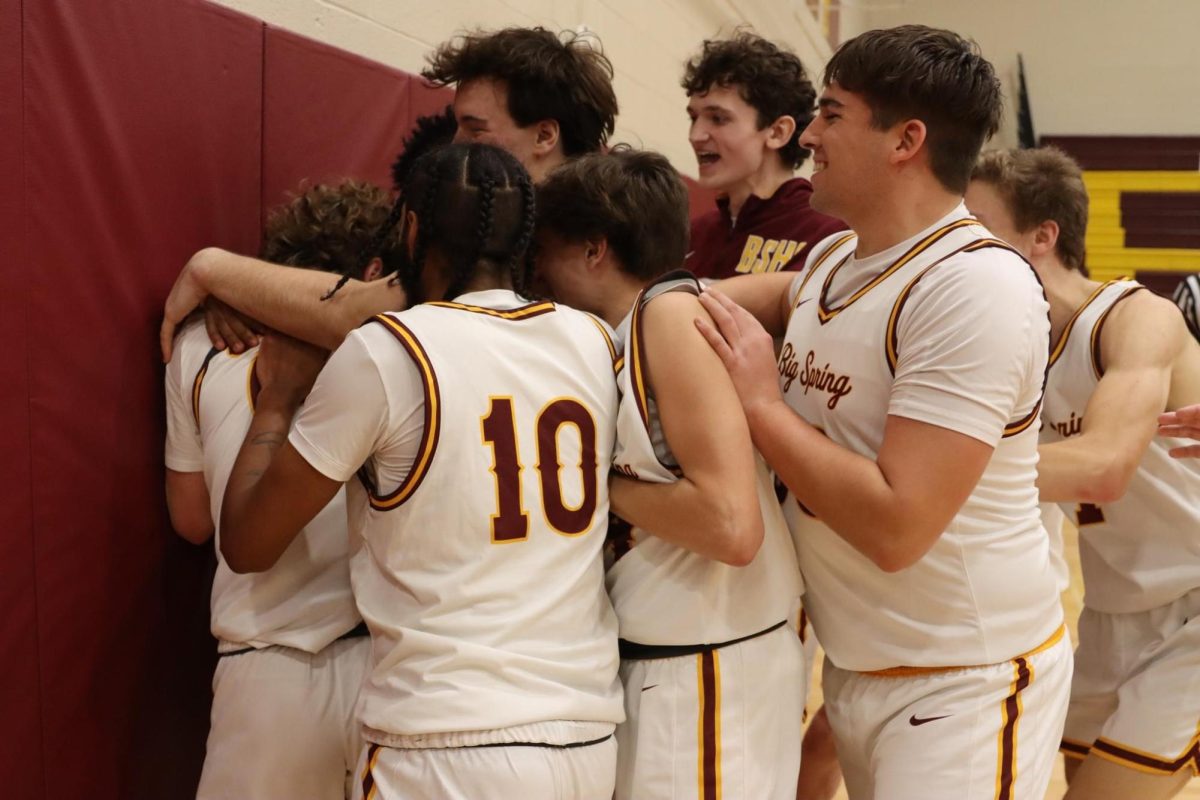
left=610, top=291, right=764, bottom=566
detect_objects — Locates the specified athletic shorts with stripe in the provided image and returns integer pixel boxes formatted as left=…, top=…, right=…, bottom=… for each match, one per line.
left=197, top=636, right=370, bottom=800
left=353, top=734, right=617, bottom=800
left=823, top=627, right=1072, bottom=800
left=614, top=623, right=806, bottom=800
left=1061, top=586, right=1200, bottom=776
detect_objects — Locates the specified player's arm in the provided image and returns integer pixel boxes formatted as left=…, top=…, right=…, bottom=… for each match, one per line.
left=709, top=272, right=798, bottom=337
left=696, top=279, right=1004, bottom=573
left=165, top=470, right=214, bottom=545
left=161, top=247, right=406, bottom=360
left=748, top=406, right=990, bottom=572
left=609, top=292, right=764, bottom=566
left=1038, top=292, right=1186, bottom=502
left=163, top=329, right=214, bottom=544
left=1159, top=404, right=1200, bottom=457
left=221, top=330, right=393, bottom=573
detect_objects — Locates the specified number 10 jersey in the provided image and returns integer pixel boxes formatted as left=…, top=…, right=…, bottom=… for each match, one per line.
left=292, top=290, right=625, bottom=749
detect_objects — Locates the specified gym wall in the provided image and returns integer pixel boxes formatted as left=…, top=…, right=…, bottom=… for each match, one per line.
left=840, top=0, right=1200, bottom=147
left=0, top=1, right=448, bottom=797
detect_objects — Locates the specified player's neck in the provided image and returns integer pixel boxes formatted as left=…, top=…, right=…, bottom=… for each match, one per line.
left=724, top=160, right=794, bottom=221
left=849, top=183, right=962, bottom=260
left=602, top=278, right=643, bottom=329
left=1039, top=261, right=1101, bottom=344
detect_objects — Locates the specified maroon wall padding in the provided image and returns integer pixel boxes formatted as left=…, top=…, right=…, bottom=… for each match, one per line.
left=409, top=77, right=456, bottom=121
left=262, top=27, right=416, bottom=211
left=0, top=0, right=42, bottom=798
left=4, top=2, right=458, bottom=797
left=20, top=0, right=262, bottom=797
left=1040, top=135, right=1200, bottom=171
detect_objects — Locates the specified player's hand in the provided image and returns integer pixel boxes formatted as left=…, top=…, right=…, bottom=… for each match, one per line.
left=255, top=332, right=329, bottom=409
left=1158, top=404, right=1200, bottom=458
left=695, top=288, right=785, bottom=415
left=205, top=298, right=264, bottom=354
left=161, top=248, right=219, bottom=362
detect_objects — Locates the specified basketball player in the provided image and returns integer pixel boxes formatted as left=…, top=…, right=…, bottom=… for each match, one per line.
left=683, top=31, right=845, bottom=280
left=217, top=144, right=623, bottom=799
left=159, top=26, right=618, bottom=358
left=967, top=146, right=1200, bottom=800
left=535, top=148, right=805, bottom=799
left=164, top=180, right=397, bottom=798
left=692, top=26, right=1071, bottom=799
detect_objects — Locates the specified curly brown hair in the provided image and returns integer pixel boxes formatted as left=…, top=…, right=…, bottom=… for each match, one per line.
left=259, top=180, right=404, bottom=278
left=825, top=26, right=1002, bottom=193
left=422, top=27, right=617, bottom=157
left=681, top=31, right=817, bottom=170
left=972, top=147, right=1089, bottom=273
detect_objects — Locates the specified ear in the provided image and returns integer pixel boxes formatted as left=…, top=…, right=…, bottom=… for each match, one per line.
left=764, top=114, right=798, bottom=154
left=361, top=257, right=383, bottom=282
left=890, top=119, right=928, bottom=166
left=1030, top=220, right=1060, bottom=259
left=532, top=118, right=561, bottom=156
left=584, top=236, right=609, bottom=271
left=404, top=210, right=419, bottom=255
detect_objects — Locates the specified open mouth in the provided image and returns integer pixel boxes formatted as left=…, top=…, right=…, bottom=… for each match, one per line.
left=696, top=152, right=720, bottom=167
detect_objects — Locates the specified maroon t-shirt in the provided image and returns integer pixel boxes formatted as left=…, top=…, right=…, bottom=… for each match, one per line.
left=686, top=177, right=847, bottom=280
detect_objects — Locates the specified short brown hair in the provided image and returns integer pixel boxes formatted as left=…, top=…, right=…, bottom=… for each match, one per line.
left=259, top=181, right=404, bottom=278
left=681, top=31, right=817, bottom=169
left=423, top=27, right=617, bottom=157
left=536, top=147, right=689, bottom=282
left=825, top=25, right=1002, bottom=193
left=972, top=147, right=1089, bottom=272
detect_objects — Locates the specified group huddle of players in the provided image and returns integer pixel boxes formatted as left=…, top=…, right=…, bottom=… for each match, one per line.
left=159, top=21, right=1200, bottom=800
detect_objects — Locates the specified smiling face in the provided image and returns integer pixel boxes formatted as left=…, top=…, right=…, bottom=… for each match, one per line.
left=799, top=82, right=894, bottom=221
left=687, top=84, right=781, bottom=194
left=452, top=78, right=540, bottom=171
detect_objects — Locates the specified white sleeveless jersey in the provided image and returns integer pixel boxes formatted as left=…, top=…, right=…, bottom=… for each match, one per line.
left=349, top=297, right=624, bottom=744
left=1041, top=279, right=1200, bottom=613
left=606, top=272, right=802, bottom=646
left=163, top=323, right=359, bottom=653
left=779, top=209, right=1062, bottom=671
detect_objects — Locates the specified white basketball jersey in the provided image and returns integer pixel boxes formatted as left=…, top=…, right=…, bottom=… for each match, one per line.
left=779, top=212, right=1062, bottom=671
left=349, top=297, right=624, bottom=745
left=163, top=323, right=359, bottom=653
left=1041, top=279, right=1200, bottom=613
left=606, top=272, right=802, bottom=646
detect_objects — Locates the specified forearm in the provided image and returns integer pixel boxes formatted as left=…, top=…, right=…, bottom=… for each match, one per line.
left=610, top=475, right=762, bottom=566
left=219, top=390, right=302, bottom=572
left=710, top=273, right=794, bottom=336
left=191, top=248, right=405, bottom=349
left=1037, top=437, right=1136, bottom=504
left=745, top=400, right=924, bottom=571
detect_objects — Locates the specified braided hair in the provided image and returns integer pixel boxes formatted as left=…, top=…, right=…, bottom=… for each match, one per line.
left=398, top=143, right=537, bottom=304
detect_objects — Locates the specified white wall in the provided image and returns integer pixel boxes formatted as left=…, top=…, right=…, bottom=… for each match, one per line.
left=209, top=0, right=834, bottom=175
left=840, top=0, right=1200, bottom=147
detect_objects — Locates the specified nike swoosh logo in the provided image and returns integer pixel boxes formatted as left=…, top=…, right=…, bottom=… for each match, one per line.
left=909, top=714, right=950, bottom=726
left=641, top=684, right=660, bottom=692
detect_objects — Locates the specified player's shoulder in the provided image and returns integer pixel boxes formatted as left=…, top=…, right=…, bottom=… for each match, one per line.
left=168, top=318, right=220, bottom=373
left=1104, top=284, right=1189, bottom=342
